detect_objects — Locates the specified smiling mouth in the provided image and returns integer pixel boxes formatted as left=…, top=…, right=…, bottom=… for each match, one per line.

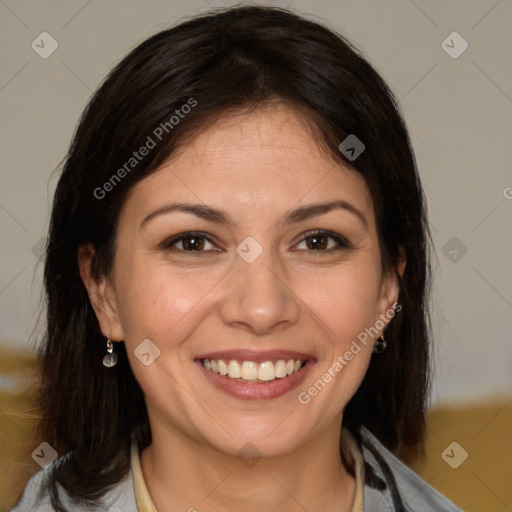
left=201, top=358, right=307, bottom=383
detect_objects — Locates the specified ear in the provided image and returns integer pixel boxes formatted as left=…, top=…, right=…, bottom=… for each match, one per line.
left=77, top=243, right=124, bottom=341
left=376, top=248, right=406, bottom=327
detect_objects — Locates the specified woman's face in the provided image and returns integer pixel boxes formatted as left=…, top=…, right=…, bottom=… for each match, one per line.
left=83, top=104, right=400, bottom=458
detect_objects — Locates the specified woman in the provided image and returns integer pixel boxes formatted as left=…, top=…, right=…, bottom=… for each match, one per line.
left=11, top=6, right=461, bottom=512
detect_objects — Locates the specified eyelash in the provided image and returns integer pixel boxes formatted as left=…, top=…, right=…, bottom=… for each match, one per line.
left=161, top=230, right=352, bottom=255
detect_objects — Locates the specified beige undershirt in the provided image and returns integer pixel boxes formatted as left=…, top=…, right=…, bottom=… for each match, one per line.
left=131, top=428, right=364, bottom=512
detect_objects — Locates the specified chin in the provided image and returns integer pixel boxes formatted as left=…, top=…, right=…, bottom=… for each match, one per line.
left=202, top=419, right=307, bottom=460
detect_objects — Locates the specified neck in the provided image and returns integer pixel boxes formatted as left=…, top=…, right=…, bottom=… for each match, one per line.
left=140, top=418, right=356, bottom=512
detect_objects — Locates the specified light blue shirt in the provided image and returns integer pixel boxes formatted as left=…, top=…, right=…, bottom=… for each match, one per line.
left=10, top=427, right=462, bottom=511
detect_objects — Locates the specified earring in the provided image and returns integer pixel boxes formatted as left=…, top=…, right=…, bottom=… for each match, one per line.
left=373, top=334, right=387, bottom=354
left=102, top=338, right=118, bottom=367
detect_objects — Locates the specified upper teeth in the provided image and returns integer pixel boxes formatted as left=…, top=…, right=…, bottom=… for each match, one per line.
left=203, top=359, right=304, bottom=382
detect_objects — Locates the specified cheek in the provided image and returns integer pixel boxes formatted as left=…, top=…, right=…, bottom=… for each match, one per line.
left=113, top=259, right=224, bottom=345
left=297, top=274, right=377, bottom=422
left=303, top=262, right=383, bottom=343
left=296, top=261, right=381, bottom=403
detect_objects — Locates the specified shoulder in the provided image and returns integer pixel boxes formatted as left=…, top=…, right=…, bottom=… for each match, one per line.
left=9, top=465, right=54, bottom=512
left=10, top=454, right=138, bottom=512
left=359, top=427, right=462, bottom=512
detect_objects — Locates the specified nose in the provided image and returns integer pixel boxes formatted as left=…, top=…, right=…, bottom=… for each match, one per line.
left=218, top=245, right=301, bottom=336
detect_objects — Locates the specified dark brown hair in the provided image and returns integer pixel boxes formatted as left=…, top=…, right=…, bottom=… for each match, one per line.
left=33, top=5, right=431, bottom=510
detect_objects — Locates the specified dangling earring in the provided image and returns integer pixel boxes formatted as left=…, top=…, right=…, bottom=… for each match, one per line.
left=102, top=338, right=118, bottom=367
left=373, top=334, right=387, bottom=354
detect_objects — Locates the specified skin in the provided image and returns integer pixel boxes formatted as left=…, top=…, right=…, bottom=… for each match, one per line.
left=79, top=103, right=404, bottom=512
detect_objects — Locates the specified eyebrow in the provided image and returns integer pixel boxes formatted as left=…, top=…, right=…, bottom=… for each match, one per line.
left=140, top=199, right=368, bottom=231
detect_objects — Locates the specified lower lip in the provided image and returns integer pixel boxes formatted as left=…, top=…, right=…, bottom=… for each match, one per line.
left=195, top=359, right=315, bottom=400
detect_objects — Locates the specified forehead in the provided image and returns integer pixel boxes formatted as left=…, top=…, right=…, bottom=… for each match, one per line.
left=176, top=104, right=344, bottom=179
left=122, top=104, right=374, bottom=226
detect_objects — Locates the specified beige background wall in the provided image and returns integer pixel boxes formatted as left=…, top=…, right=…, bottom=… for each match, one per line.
left=0, top=0, right=511, bottom=510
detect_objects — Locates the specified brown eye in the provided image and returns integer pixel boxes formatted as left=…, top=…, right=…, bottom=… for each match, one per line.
left=179, top=235, right=206, bottom=251
left=163, top=232, right=217, bottom=253
left=305, top=234, right=329, bottom=250
left=294, top=230, right=351, bottom=252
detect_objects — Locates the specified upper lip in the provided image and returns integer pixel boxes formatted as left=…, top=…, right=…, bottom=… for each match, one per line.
left=195, top=350, right=315, bottom=364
